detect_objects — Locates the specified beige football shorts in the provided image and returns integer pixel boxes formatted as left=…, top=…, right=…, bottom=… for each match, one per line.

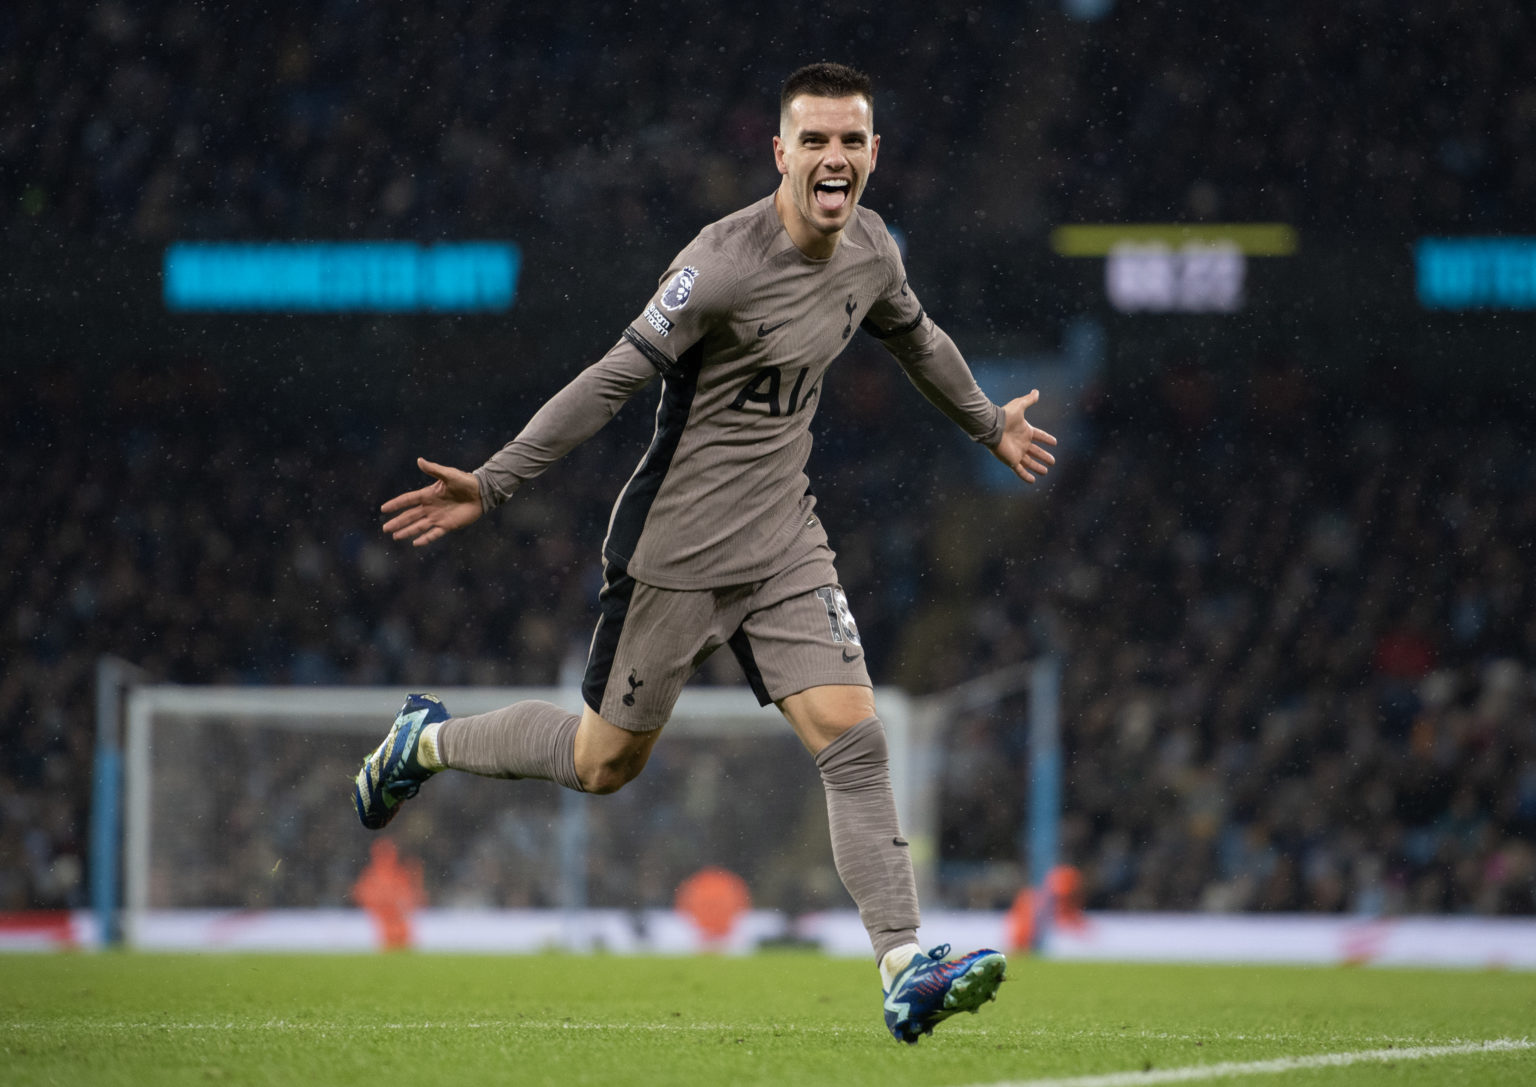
left=581, top=548, right=872, bottom=731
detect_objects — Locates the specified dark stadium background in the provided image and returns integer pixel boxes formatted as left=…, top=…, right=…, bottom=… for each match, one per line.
left=3, top=1, right=1533, bottom=920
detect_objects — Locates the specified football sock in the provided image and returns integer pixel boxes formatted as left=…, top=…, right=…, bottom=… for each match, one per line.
left=879, top=943, right=925, bottom=990
left=436, top=700, right=585, bottom=792
left=815, top=715, right=921, bottom=965
left=417, top=722, right=445, bottom=772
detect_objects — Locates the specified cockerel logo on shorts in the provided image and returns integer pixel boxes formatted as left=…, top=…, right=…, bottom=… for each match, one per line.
left=623, top=670, right=645, bottom=707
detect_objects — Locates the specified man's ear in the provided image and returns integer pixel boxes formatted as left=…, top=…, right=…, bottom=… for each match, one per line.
left=773, top=135, right=788, bottom=176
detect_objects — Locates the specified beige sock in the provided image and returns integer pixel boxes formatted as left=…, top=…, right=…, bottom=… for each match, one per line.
left=436, top=700, right=585, bottom=792
left=815, top=716, right=920, bottom=966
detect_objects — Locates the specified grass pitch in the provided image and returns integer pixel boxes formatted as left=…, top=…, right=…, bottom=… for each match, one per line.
left=3, top=952, right=1533, bottom=1086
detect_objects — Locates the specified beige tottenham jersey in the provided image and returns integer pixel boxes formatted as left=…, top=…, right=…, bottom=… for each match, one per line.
left=475, top=195, right=1004, bottom=591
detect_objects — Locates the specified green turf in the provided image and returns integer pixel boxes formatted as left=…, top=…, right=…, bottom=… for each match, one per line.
left=2, top=953, right=1532, bottom=1086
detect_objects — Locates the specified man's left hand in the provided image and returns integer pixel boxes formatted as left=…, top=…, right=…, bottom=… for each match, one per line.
left=989, top=389, right=1058, bottom=484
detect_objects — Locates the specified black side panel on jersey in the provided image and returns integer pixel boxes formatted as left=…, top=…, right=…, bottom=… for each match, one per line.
left=602, top=340, right=704, bottom=568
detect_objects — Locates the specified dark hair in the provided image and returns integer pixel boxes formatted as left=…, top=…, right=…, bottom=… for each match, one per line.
left=779, top=62, right=874, bottom=116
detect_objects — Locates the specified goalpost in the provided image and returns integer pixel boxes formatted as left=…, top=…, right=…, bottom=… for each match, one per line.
left=117, top=685, right=915, bottom=944
left=100, top=665, right=1060, bottom=950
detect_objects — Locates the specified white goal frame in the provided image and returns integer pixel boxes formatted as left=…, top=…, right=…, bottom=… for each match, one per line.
left=120, top=684, right=928, bottom=944
left=108, top=661, right=1058, bottom=948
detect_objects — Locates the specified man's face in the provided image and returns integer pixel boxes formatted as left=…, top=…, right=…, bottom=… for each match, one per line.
left=774, top=94, right=879, bottom=252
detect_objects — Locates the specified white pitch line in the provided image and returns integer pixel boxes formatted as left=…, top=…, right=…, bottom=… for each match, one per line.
left=967, top=1039, right=1534, bottom=1087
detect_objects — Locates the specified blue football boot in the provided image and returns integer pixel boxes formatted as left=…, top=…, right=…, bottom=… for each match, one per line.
left=883, top=944, right=1007, bottom=1044
left=353, top=693, right=447, bottom=830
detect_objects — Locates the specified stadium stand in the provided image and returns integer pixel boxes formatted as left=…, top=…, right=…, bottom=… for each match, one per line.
left=2, top=1, right=1532, bottom=917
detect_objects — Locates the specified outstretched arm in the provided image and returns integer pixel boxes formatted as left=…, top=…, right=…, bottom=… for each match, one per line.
left=381, top=458, right=484, bottom=547
left=988, top=389, right=1057, bottom=484
left=382, top=339, right=658, bottom=548
left=473, top=339, right=658, bottom=510
left=881, top=316, right=1058, bottom=480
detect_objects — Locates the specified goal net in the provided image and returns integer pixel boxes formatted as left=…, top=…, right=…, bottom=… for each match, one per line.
left=120, top=684, right=931, bottom=941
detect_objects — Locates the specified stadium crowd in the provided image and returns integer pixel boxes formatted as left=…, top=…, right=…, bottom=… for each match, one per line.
left=5, top=351, right=1533, bottom=917
left=3, top=0, right=1533, bottom=917
left=933, top=372, right=1536, bottom=915
left=5, top=1, right=1535, bottom=246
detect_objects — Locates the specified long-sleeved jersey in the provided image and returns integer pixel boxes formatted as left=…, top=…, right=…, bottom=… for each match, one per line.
left=475, top=194, right=1004, bottom=590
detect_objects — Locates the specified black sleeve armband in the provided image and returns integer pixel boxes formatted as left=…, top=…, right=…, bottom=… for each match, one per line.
left=622, top=327, right=681, bottom=379
left=859, top=309, right=926, bottom=341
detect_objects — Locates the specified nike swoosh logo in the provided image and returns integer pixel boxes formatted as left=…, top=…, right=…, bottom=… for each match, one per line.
left=757, top=319, right=792, bottom=337
left=842, top=649, right=861, bottom=663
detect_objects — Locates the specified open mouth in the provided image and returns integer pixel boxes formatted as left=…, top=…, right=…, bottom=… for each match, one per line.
left=813, top=177, right=850, bottom=212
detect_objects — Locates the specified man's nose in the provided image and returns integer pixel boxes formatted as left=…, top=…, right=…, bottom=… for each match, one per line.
left=824, top=141, right=849, bottom=168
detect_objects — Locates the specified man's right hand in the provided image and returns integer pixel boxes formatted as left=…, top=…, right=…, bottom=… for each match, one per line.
left=381, top=457, right=484, bottom=547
